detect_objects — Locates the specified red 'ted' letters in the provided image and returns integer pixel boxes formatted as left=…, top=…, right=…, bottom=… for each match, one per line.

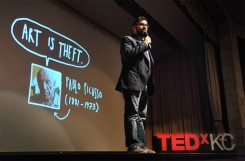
left=156, top=134, right=200, bottom=151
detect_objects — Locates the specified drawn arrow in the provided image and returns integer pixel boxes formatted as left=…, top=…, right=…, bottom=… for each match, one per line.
left=54, top=109, right=71, bottom=120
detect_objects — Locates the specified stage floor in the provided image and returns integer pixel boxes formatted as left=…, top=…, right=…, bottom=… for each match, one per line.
left=1, top=152, right=245, bottom=161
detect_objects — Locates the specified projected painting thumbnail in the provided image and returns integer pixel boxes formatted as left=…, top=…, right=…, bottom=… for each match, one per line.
left=28, top=63, right=62, bottom=110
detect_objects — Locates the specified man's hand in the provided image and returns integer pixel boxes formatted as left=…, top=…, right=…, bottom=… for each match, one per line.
left=144, top=36, right=151, bottom=45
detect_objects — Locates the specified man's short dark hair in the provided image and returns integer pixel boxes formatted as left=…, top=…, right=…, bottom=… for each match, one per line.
left=132, top=16, right=148, bottom=26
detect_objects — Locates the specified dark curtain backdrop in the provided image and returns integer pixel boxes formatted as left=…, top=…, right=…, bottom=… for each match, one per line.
left=146, top=43, right=213, bottom=148
left=144, top=0, right=225, bottom=150
left=204, top=36, right=225, bottom=134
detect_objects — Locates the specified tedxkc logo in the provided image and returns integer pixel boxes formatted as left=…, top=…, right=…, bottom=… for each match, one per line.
left=155, top=133, right=235, bottom=152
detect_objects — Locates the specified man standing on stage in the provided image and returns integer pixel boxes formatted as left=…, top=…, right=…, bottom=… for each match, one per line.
left=116, top=16, right=155, bottom=153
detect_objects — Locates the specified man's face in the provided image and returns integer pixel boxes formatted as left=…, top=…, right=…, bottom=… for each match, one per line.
left=37, top=69, right=56, bottom=101
left=133, top=20, right=149, bottom=37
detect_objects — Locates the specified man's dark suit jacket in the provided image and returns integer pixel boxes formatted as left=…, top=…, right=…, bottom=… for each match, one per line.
left=115, top=34, right=155, bottom=96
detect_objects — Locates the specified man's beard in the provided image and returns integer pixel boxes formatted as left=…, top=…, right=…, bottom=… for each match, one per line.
left=136, top=29, right=146, bottom=38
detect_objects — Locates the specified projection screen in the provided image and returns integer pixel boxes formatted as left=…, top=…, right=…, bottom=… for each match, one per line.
left=0, top=0, right=125, bottom=152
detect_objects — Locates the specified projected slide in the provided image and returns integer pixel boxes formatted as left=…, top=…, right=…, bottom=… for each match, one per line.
left=11, top=17, right=102, bottom=120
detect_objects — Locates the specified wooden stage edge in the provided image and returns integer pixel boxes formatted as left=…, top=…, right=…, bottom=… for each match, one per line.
left=1, top=152, right=245, bottom=161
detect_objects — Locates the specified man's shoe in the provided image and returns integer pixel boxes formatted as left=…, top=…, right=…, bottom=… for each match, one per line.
left=143, top=147, right=156, bottom=153
left=128, top=145, right=147, bottom=153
